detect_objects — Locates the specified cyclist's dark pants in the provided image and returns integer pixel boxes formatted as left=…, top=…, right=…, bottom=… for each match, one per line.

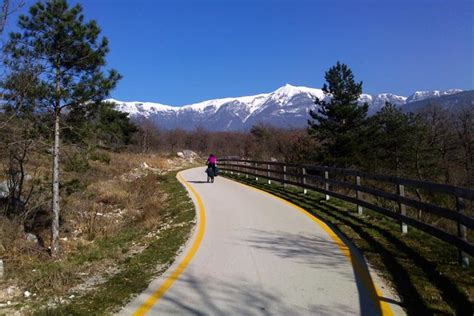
left=208, top=163, right=216, bottom=176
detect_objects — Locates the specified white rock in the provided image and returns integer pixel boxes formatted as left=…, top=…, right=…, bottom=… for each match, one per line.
left=24, top=291, right=31, bottom=298
left=7, top=286, right=18, bottom=295
left=183, top=150, right=198, bottom=159
left=25, top=233, right=39, bottom=245
left=176, top=152, right=184, bottom=158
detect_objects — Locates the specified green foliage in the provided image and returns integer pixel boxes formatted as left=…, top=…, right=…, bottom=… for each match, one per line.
left=0, top=63, right=45, bottom=118
left=3, top=0, right=121, bottom=111
left=62, top=178, right=85, bottom=195
left=64, top=101, right=138, bottom=149
left=95, top=102, right=138, bottom=146
left=362, top=102, right=424, bottom=176
left=64, top=153, right=90, bottom=173
left=308, top=62, right=368, bottom=167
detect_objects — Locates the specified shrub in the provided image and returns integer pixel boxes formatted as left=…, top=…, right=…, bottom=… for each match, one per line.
left=64, top=154, right=90, bottom=173
left=90, top=151, right=111, bottom=164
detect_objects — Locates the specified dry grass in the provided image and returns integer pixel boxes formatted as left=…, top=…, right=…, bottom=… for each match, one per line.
left=86, top=180, right=129, bottom=205
left=0, top=148, right=197, bottom=314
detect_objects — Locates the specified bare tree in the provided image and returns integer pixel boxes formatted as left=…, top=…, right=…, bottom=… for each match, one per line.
left=456, top=109, right=474, bottom=188
left=0, top=0, right=11, bottom=35
left=135, top=118, right=161, bottom=153
left=0, top=0, right=24, bottom=35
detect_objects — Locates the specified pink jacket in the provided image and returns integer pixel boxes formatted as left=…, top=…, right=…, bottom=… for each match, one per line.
left=208, top=156, right=217, bottom=164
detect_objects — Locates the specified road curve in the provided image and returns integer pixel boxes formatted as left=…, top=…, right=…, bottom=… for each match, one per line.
left=119, top=167, right=404, bottom=316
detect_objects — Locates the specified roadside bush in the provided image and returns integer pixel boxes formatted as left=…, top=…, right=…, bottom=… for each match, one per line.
left=90, top=151, right=111, bottom=164
left=64, top=153, right=90, bottom=173
left=63, top=178, right=84, bottom=196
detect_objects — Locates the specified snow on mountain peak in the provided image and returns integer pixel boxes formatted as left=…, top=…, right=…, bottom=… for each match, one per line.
left=406, top=89, right=463, bottom=103
left=270, top=84, right=325, bottom=103
left=110, top=99, right=176, bottom=118
left=110, top=85, right=465, bottom=131
left=181, top=93, right=270, bottom=115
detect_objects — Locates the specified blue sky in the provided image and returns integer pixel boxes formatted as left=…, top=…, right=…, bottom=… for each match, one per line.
left=4, top=0, right=473, bottom=105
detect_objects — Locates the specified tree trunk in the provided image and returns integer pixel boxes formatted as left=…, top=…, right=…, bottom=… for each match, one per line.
left=51, top=109, right=60, bottom=258
left=415, top=144, right=424, bottom=220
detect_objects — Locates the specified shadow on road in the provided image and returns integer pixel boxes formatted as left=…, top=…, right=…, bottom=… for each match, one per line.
left=242, top=228, right=385, bottom=316
left=159, top=271, right=359, bottom=315
left=232, top=176, right=472, bottom=315
left=242, top=229, right=348, bottom=268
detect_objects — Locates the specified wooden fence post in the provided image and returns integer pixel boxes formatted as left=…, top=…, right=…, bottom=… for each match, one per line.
left=283, top=165, right=287, bottom=188
left=457, top=197, right=470, bottom=267
left=302, top=167, right=307, bottom=194
left=356, top=175, right=363, bottom=215
left=324, top=170, right=330, bottom=201
left=267, top=164, right=271, bottom=184
left=397, top=184, right=408, bottom=234
left=245, top=162, right=248, bottom=179
left=255, top=163, right=258, bottom=181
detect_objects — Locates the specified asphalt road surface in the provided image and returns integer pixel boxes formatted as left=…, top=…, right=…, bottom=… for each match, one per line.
left=119, top=167, right=404, bottom=316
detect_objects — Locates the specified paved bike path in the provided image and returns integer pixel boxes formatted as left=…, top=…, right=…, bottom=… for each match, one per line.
left=119, top=167, right=404, bottom=315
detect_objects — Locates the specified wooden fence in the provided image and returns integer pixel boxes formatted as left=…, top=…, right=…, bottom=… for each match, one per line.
left=219, top=158, right=474, bottom=267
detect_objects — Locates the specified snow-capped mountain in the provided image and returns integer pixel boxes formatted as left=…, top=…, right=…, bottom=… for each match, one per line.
left=405, top=89, right=463, bottom=103
left=111, top=84, right=466, bottom=131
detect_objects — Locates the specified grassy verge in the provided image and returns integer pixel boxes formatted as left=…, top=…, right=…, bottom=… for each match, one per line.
left=32, top=170, right=195, bottom=315
left=225, top=173, right=473, bottom=315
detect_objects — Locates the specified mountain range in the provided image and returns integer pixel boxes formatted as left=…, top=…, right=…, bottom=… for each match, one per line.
left=111, top=84, right=471, bottom=131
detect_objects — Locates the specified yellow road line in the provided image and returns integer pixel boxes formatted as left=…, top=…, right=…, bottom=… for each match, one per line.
left=132, top=172, right=206, bottom=316
left=227, top=177, right=394, bottom=316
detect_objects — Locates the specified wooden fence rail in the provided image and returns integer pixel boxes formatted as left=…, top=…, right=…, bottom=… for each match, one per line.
left=219, top=158, right=474, bottom=267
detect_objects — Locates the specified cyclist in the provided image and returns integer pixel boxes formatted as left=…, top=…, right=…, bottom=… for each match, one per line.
left=206, top=154, right=217, bottom=183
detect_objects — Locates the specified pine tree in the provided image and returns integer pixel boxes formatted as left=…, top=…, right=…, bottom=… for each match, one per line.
left=308, top=62, right=368, bottom=167
left=2, top=0, right=120, bottom=257
left=363, top=102, right=422, bottom=175
left=65, top=101, right=138, bottom=149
